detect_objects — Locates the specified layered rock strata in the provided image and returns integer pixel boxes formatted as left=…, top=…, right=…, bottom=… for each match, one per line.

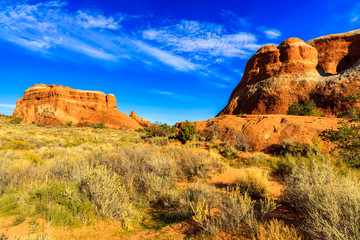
left=12, top=84, right=142, bottom=130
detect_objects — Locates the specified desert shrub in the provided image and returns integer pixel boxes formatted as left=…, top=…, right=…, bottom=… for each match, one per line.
left=26, top=181, right=95, bottom=228
left=159, top=184, right=222, bottom=222
left=173, top=147, right=222, bottom=180
left=49, top=157, right=90, bottom=182
left=283, top=158, right=360, bottom=239
left=222, top=145, right=239, bottom=159
left=210, top=143, right=239, bottom=159
left=0, top=140, right=35, bottom=150
left=287, top=100, right=324, bottom=117
left=281, top=139, right=320, bottom=157
left=191, top=188, right=255, bottom=235
left=270, top=155, right=296, bottom=177
left=256, top=219, right=302, bottom=240
left=177, top=120, right=196, bottom=143
left=260, top=196, right=278, bottom=215
left=88, top=122, right=106, bottom=129
left=62, top=137, right=88, bottom=148
left=246, top=154, right=272, bottom=168
left=232, top=168, right=269, bottom=198
left=134, top=183, right=224, bottom=225
left=226, top=132, right=249, bottom=152
left=80, top=166, right=135, bottom=227
left=119, top=135, right=143, bottom=143
left=0, top=164, right=10, bottom=195
left=95, top=146, right=222, bottom=208
left=23, top=152, right=44, bottom=165
left=9, top=117, right=23, bottom=124
left=65, top=121, right=72, bottom=127
left=150, top=137, right=168, bottom=146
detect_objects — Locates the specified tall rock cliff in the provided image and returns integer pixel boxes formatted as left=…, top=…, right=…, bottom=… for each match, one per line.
left=219, top=29, right=360, bottom=116
left=12, top=84, right=142, bottom=130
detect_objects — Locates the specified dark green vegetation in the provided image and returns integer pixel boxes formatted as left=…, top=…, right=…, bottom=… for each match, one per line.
left=287, top=100, right=324, bottom=117
left=9, top=117, right=23, bottom=124
left=178, top=120, right=196, bottom=143
left=321, top=90, right=360, bottom=167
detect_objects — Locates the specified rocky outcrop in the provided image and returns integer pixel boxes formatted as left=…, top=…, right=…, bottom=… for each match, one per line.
left=130, top=111, right=152, bottom=127
left=193, top=115, right=338, bottom=152
left=12, top=84, right=142, bottom=130
left=219, top=29, right=360, bottom=116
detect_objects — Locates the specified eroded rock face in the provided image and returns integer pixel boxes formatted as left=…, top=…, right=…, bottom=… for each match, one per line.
left=12, top=84, right=142, bottom=130
left=193, top=115, right=338, bottom=152
left=219, top=29, right=360, bottom=116
left=130, top=111, right=152, bottom=127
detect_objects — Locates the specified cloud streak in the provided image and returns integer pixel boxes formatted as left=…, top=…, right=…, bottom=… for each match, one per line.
left=264, top=29, right=281, bottom=39
left=0, top=104, right=16, bottom=108
left=142, top=20, right=262, bottom=61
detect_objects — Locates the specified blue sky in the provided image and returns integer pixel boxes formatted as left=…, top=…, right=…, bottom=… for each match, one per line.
left=0, top=0, right=359, bottom=124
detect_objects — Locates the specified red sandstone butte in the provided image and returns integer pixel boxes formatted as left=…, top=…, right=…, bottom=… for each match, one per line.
left=12, top=84, right=142, bottom=130
left=219, top=29, right=360, bottom=116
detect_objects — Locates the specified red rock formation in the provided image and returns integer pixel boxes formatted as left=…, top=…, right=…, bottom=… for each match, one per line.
left=219, top=29, right=360, bottom=116
left=307, top=30, right=360, bottom=74
left=12, top=84, right=142, bottom=130
left=193, top=115, right=338, bottom=152
left=130, top=111, right=152, bottom=127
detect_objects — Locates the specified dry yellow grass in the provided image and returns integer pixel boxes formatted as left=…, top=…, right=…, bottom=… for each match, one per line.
left=256, top=219, right=302, bottom=240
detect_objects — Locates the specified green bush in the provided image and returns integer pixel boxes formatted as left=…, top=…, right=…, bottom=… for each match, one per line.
left=210, top=143, right=239, bottom=159
left=287, top=100, right=324, bottom=117
left=281, top=139, right=320, bottom=157
left=177, top=121, right=196, bottom=143
left=9, top=117, right=23, bottom=124
left=137, top=122, right=176, bottom=138
left=65, top=121, right=73, bottom=127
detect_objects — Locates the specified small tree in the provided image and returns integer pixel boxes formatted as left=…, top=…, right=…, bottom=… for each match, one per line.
left=178, top=120, right=196, bottom=143
left=287, top=100, right=324, bottom=117
left=320, top=90, right=360, bottom=167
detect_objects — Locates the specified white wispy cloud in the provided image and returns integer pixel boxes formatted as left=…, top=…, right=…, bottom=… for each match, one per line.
left=133, top=41, right=199, bottom=71
left=76, top=10, right=120, bottom=29
left=264, top=29, right=281, bottom=39
left=158, top=91, right=173, bottom=95
left=142, top=20, right=262, bottom=61
left=0, top=104, right=16, bottom=108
